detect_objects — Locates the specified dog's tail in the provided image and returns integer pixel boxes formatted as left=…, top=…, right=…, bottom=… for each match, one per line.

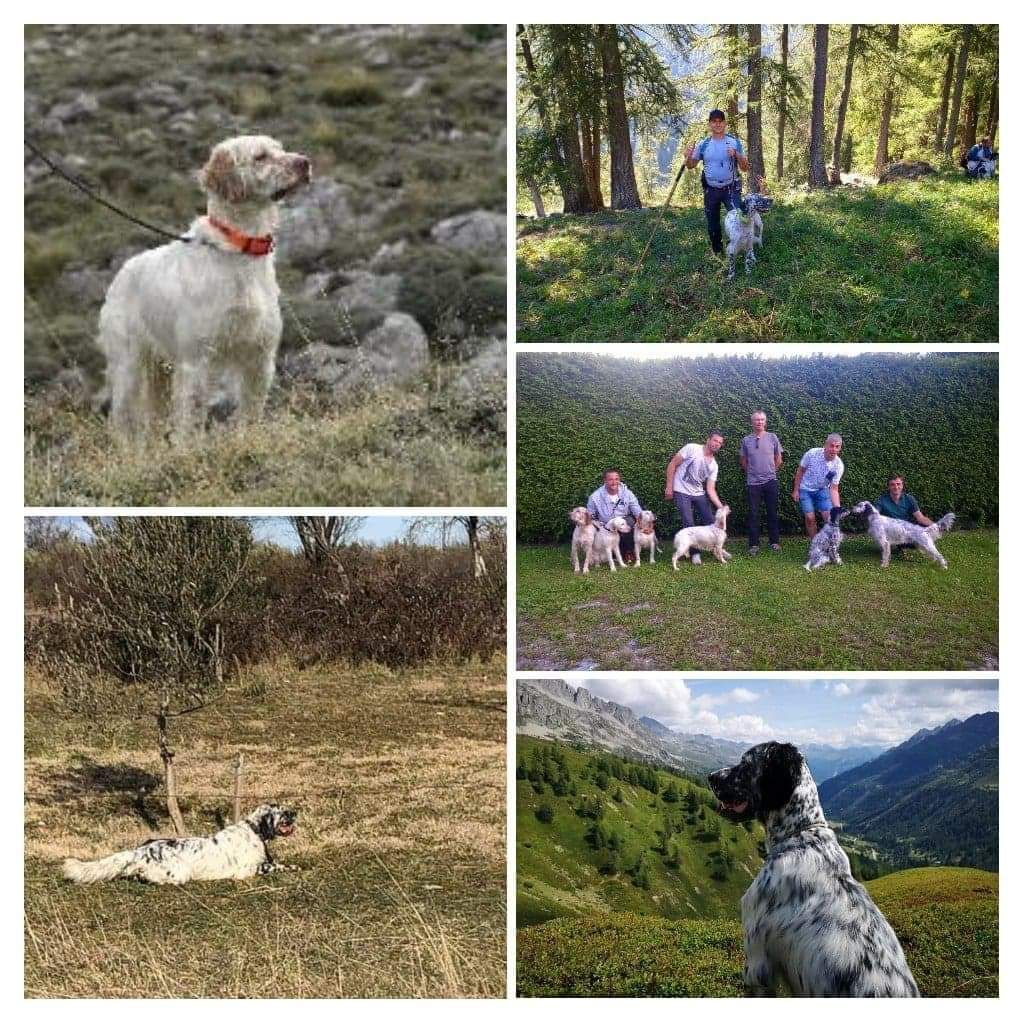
left=62, top=849, right=137, bottom=884
left=926, top=513, right=956, bottom=538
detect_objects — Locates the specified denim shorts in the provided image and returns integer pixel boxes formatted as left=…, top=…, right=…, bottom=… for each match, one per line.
left=799, top=487, right=833, bottom=514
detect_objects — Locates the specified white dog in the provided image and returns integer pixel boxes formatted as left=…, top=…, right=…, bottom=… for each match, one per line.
left=724, top=194, right=773, bottom=280
left=633, top=510, right=659, bottom=566
left=98, top=135, right=311, bottom=437
left=590, top=516, right=632, bottom=572
left=62, top=804, right=298, bottom=885
left=851, top=501, right=956, bottom=569
left=569, top=506, right=597, bottom=574
left=672, top=504, right=731, bottom=569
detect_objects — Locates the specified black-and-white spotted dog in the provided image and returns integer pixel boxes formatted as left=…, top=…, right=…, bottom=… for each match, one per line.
left=708, top=743, right=919, bottom=997
left=804, top=506, right=849, bottom=571
left=724, top=193, right=773, bottom=280
left=62, top=803, right=298, bottom=885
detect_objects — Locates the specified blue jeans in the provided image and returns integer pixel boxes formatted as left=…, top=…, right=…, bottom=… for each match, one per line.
left=799, top=487, right=833, bottom=515
left=747, top=480, right=780, bottom=547
left=673, top=492, right=714, bottom=529
left=703, top=181, right=741, bottom=254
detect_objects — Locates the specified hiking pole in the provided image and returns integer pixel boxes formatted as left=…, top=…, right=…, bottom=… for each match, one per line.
left=626, top=154, right=689, bottom=290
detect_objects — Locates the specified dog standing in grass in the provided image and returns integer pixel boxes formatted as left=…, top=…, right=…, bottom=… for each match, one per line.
left=99, top=135, right=311, bottom=438
left=724, top=193, right=773, bottom=281
left=633, top=510, right=659, bottom=566
left=672, top=504, right=731, bottom=569
left=62, top=804, right=298, bottom=885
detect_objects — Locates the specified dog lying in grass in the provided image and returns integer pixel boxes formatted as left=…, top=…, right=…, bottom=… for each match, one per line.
left=62, top=804, right=298, bottom=885
left=672, top=505, right=731, bottom=569
left=633, top=510, right=659, bottom=566
left=851, top=501, right=956, bottom=569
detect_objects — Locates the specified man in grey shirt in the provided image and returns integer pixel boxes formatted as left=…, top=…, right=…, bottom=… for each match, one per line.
left=739, top=410, right=783, bottom=555
left=587, top=469, right=643, bottom=564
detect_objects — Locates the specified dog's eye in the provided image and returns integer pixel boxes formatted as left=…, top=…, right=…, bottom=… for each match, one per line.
left=254, top=152, right=268, bottom=162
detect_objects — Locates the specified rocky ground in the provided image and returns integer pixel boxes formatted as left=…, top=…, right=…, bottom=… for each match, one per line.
left=25, top=24, right=506, bottom=497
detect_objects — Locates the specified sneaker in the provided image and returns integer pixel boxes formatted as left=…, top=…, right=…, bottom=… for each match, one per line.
left=770, top=543, right=782, bottom=552
left=623, top=553, right=636, bottom=565
left=691, top=553, right=702, bottom=565
left=748, top=545, right=759, bottom=556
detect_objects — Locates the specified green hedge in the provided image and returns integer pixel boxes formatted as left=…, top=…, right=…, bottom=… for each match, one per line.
left=517, top=352, right=998, bottom=541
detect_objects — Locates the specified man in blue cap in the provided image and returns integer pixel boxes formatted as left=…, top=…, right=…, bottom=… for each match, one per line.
left=684, top=109, right=749, bottom=256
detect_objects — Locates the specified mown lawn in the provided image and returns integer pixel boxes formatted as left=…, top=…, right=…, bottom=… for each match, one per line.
left=516, top=867, right=998, bottom=997
left=517, top=530, right=997, bottom=671
left=516, top=175, right=998, bottom=341
left=24, top=658, right=506, bottom=998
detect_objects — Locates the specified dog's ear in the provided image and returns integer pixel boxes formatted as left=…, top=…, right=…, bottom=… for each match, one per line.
left=200, top=146, right=247, bottom=203
left=257, top=809, right=278, bottom=841
left=758, top=743, right=803, bottom=815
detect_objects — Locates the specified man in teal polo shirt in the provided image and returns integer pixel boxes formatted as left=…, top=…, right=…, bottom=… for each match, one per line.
left=876, top=475, right=935, bottom=526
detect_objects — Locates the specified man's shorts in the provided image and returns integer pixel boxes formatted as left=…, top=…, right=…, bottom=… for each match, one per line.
left=799, top=487, right=832, bottom=515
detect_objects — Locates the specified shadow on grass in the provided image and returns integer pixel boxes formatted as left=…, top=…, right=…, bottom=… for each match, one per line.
left=516, top=175, right=998, bottom=341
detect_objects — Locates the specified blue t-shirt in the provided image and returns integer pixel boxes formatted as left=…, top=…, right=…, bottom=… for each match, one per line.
left=695, top=135, right=744, bottom=187
left=967, top=143, right=994, bottom=161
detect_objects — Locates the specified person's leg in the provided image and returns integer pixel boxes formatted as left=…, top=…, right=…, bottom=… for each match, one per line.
left=764, top=479, right=781, bottom=547
left=674, top=492, right=696, bottom=529
left=693, top=494, right=714, bottom=525
left=747, top=484, right=762, bottom=550
left=799, top=489, right=818, bottom=538
left=704, top=187, right=724, bottom=254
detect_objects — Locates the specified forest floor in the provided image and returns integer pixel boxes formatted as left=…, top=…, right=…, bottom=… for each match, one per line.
left=516, top=172, right=998, bottom=341
left=516, top=530, right=998, bottom=671
left=24, top=658, right=506, bottom=997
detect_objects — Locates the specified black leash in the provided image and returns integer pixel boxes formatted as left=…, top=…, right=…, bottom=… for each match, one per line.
left=24, top=136, right=192, bottom=244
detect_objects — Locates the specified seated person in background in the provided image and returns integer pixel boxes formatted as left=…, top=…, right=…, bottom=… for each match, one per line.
left=587, top=469, right=643, bottom=565
left=876, top=474, right=935, bottom=526
left=964, top=136, right=998, bottom=178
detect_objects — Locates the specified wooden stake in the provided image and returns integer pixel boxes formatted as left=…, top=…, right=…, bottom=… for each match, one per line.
left=233, top=753, right=244, bottom=824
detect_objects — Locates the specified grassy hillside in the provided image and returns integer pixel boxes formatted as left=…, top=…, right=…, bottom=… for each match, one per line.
left=25, top=658, right=505, bottom=998
left=517, top=531, right=998, bottom=671
left=516, top=174, right=998, bottom=341
left=517, top=867, right=998, bottom=997
left=517, top=738, right=764, bottom=927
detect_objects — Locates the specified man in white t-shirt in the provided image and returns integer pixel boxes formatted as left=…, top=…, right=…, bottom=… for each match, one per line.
left=664, top=430, right=726, bottom=564
left=792, top=433, right=844, bottom=538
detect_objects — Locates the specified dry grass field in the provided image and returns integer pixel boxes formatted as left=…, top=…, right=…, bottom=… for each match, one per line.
left=24, top=657, right=506, bottom=998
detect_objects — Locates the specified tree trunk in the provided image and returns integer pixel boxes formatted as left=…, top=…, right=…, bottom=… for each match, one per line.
left=232, top=753, right=244, bottom=824
left=874, top=24, right=899, bottom=177
left=557, top=116, right=595, bottom=213
left=808, top=25, right=829, bottom=188
left=600, top=24, right=642, bottom=210
left=525, top=174, right=546, bottom=218
left=745, top=24, right=765, bottom=184
left=776, top=25, right=788, bottom=180
left=962, top=87, right=980, bottom=150
left=157, top=706, right=186, bottom=835
left=519, top=26, right=577, bottom=214
left=830, top=25, right=858, bottom=185
left=934, top=45, right=955, bottom=151
left=726, top=24, right=739, bottom=120
left=580, top=111, right=604, bottom=209
left=467, top=517, right=487, bottom=578
left=944, top=26, right=972, bottom=156
left=985, top=59, right=998, bottom=143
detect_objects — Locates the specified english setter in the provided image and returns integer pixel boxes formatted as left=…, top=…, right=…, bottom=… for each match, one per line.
left=99, top=135, right=311, bottom=438
left=62, top=804, right=298, bottom=885
left=851, top=501, right=956, bottom=569
left=569, top=506, right=597, bottom=574
left=633, top=510, right=659, bottom=566
left=589, top=516, right=631, bottom=572
left=804, top=507, right=848, bottom=571
left=671, top=504, right=731, bottom=569
left=709, top=742, right=919, bottom=997
left=724, top=193, right=772, bottom=281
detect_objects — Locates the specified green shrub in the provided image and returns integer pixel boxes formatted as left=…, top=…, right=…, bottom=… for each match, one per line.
left=319, top=69, right=384, bottom=108
left=535, top=802, right=554, bottom=824
left=517, top=352, right=998, bottom=540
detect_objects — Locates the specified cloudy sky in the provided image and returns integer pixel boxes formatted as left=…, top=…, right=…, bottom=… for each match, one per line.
left=574, top=677, right=999, bottom=749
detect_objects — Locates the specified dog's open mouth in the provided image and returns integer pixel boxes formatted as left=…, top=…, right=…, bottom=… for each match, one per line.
left=719, top=800, right=748, bottom=814
left=277, top=822, right=295, bottom=837
left=272, top=182, right=304, bottom=201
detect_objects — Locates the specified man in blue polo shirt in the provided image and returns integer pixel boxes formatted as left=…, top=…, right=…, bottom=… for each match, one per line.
left=684, top=109, right=750, bottom=256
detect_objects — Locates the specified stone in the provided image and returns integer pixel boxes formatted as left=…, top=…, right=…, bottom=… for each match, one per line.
left=430, top=209, right=505, bottom=255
